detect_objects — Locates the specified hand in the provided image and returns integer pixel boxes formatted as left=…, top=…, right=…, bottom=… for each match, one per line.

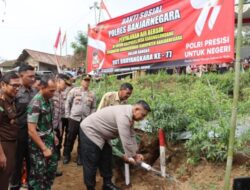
left=134, top=154, right=144, bottom=163
left=122, top=155, right=136, bottom=165
left=42, top=148, right=52, bottom=158
left=59, top=127, right=63, bottom=136
left=10, top=119, right=16, bottom=125
left=0, top=153, right=6, bottom=169
left=54, top=136, right=59, bottom=146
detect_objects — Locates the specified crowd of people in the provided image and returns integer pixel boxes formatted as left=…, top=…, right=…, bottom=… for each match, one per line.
left=0, top=63, right=151, bottom=190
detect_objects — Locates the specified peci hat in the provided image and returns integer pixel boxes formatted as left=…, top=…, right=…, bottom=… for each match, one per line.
left=82, top=74, right=91, bottom=81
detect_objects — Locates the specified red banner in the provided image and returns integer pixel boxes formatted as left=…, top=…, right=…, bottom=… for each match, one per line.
left=87, top=0, right=234, bottom=73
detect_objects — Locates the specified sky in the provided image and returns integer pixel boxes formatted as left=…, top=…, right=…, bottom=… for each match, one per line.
left=0, top=0, right=159, bottom=60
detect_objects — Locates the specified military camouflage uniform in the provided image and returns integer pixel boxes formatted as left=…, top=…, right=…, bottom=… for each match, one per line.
left=63, top=87, right=96, bottom=159
left=27, top=93, right=57, bottom=190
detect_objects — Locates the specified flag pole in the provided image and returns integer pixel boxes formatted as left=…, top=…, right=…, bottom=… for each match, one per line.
left=85, top=24, right=91, bottom=74
left=54, top=48, right=61, bottom=73
left=98, top=0, right=102, bottom=23
left=65, top=36, right=67, bottom=56
left=60, top=40, right=62, bottom=56
left=54, top=28, right=62, bottom=73
left=223, top=0, right=243, bottom=189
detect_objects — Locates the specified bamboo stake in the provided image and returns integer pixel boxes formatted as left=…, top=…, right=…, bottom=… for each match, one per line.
left=223, top=0, right=243, bottom=189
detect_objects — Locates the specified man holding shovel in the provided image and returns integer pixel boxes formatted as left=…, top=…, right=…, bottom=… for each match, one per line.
left=80, top=100, right=151, bottom=190
left=97, top=82, right=134, bottom=184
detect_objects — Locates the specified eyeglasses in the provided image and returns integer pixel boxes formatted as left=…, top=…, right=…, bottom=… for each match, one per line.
left=8, top=83, right=20, bottom=89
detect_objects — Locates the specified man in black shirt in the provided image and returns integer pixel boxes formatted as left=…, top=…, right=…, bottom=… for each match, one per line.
left=10, top=64, right=37, bottom=190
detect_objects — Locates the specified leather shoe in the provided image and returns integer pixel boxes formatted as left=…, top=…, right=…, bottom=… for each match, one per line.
left=63, top=156, right=70, bottom=164
left=55, top=170, right=63, bottom=177
left=77, top=157, right=82, bottom=166
left=102, top=183, right=121, bottom=190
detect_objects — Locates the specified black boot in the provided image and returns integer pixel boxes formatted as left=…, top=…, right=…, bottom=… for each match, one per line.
left=77, top=156, right=82, bottom=166
left=55, top=170, right=63, bottom=177
left=63, top=155, right=70, bottom=164
left=102, top=183, right=121, bottom=190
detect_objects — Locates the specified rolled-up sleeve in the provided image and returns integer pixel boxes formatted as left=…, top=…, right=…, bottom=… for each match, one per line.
left=27, top=99, right=40, bottom=124
left=116, top=115, right=138, bottom=158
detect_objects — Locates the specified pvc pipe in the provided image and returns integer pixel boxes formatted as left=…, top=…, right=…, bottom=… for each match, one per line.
left=140, top=162, right=152, bottom=171
left=125, top=163, right=130, bottom=185
left=159, top=128, right=166, bottom=177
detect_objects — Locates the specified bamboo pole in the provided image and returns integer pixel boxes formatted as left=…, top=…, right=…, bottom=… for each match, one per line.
left=223, top=1, right=243, bottom=189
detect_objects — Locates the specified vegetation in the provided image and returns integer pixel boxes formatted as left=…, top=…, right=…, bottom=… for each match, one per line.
left=71, top=32, right=88, bottom=68
left=90, top=70, right=250, bottom=164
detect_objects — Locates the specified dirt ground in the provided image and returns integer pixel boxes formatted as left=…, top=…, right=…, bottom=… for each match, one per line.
left=52, top=143, right=250, bottom=190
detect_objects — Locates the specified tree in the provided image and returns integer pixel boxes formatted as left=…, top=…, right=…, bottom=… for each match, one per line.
left=71, top=32, right=88, bottom=69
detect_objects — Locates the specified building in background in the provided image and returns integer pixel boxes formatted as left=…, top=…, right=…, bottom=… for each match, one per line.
left=16, top=49, right=73, bottom=73
left=0, top=60, right=16, bottom=72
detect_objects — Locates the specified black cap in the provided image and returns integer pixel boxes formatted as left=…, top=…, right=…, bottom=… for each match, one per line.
left=82, top=74, right=91, bottom=80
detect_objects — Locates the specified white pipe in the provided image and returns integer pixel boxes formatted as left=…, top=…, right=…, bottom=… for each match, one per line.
left=160, top=146, right=166, bottom=177
left=125, top=163, right=130, bottom=185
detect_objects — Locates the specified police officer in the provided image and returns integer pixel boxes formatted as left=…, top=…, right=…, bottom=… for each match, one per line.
left=63, top=74, right=96, bottom=165
left=10, top=64, right=37, bottom=190
left=52, top=73, right=70, bottom=176
left=0, top=71, right=20, bottom=190
left=27, top=75, right=57, bottom=190
left=97, top=83, right=133, bottom=182
left=60, top=73, right=74, bottom=157
left=79, top=100, right=151, bottom=190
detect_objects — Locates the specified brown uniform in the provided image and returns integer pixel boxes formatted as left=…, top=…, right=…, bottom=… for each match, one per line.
left=0, top=91, right=18, bottom=190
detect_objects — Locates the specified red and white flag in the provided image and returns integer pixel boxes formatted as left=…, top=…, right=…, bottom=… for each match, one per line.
left=100, top=0, right=111, bottom=19
left=62, top=32, right=66, bottom=47
left=54, top=28, right=61, bottom=49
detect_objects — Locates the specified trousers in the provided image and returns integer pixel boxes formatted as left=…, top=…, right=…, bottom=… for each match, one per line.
left=63, top=118, right=80, bottom=158
left=0, top=141, right=17, bottom=190
left=79, top=130, right=112, bottom=188
left=10, top=127, right=30, bottom=190
left=28, top=134, right=57, bottom=190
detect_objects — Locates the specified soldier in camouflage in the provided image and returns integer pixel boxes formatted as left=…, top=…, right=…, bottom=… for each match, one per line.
left=63, top=74, right=96, bottom=165
left=27, top=75, right=57, bottom=190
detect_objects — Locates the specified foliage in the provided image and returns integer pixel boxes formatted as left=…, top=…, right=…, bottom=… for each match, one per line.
left=89, top=70, right=250, bottom=163
left=71, top=31, right=88, bottom=54
left=71, top=32, right=88, bottom=68
left=149, top=103, right=191, bottom=140
left=186, top=119, right=230, bottom=164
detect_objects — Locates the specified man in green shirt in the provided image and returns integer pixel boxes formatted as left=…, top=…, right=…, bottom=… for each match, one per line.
left=27, top=75, right=57, bottom=190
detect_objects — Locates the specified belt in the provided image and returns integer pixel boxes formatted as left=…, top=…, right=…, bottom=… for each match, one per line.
left=37, top=129, right=53, bottom=137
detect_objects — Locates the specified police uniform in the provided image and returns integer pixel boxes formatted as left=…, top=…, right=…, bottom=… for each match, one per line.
left=0, top=91, right=18, bottom=190
left=27, top=93, right=57, bottom=190
left=63, top=75, right=96, bottom=163
left=61, top=85, right=73, bottom=152
left=52, top=90, right=64, bottom=159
